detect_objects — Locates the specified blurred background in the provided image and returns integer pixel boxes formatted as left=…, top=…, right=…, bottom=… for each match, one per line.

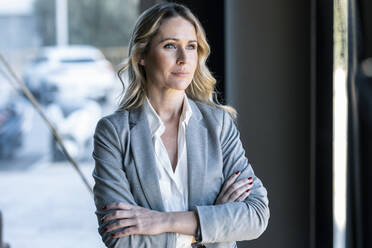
left=0, top=0, right=371, bottom=248
left=0, top=0, right=137, bottom=247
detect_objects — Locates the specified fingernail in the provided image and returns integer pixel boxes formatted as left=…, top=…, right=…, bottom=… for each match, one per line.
left=102, top=206, right=107, bottom=210
left=104, top=228, right=108, bottom=232
left=111, top=234, right=115, bottom=238
left=246, top=189, right=250, bottom=192
left=249, top=182, right=253, bottom=185
left=235, top=171, right=240, bottom=175
left=248, top=177, right=252, bottom=180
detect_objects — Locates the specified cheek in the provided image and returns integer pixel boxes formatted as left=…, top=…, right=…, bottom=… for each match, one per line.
left=145, top=55, right=172, bottom=80
left=152, top=52, right=174, bottom=70
left=190, top=53, right=198, bottom=71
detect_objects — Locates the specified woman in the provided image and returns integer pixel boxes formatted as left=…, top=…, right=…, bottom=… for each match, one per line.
left=92, top=3, right=269, bottom=248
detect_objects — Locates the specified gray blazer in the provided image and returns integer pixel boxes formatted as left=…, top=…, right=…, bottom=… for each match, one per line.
left=92, top=99, right=270, bottom=248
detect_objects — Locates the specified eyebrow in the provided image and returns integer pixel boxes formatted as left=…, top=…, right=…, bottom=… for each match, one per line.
left=159, top=38, right=197, bottom=43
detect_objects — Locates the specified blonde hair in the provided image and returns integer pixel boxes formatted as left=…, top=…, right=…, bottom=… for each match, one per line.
left=117, top=2, right=237, bottom=118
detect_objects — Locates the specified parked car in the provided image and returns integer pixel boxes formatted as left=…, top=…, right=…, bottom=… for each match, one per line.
left=0, top=80, right=24, bottom=159
left=46, top=96, right=102, bottom=162
left=23, top=45, right=117, bottom=104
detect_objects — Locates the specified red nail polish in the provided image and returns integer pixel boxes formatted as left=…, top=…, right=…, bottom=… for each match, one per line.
left=111, top=234, right=115, bottom=238
left=246, top=189, right=250, bottom=192
left=248, top=177, right=252, bottom=180
left=249, top=182, right=253, bottom=185
left=235, top=171, right=240, bottom=175
left=102, top=206, right=107, bottom=210
left=104, top=228, right=108, bottom=232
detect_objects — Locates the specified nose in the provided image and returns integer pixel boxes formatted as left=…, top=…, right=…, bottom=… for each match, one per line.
left=176, top=47, right=187, bottom=65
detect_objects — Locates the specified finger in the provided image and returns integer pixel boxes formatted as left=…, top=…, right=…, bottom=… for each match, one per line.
left=103, top=218, right=137, bottom=233
left=111, top=226, right=138, bottom=238
left=103, top=202, right=133, bottom=211
left=220, top=171, right=241, bottom=196
left=101, top=210, right=133, bottom=223
left=224, top=177, right=253, bottom=199
left=217, top=176, right=253, bottom=204
left=247, top=180, right=254, bottom=189
left=226, top=180, right=253, bottom=202
left=236, top=189, right=252, bottom=202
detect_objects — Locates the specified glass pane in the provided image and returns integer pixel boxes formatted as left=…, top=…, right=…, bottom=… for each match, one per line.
left=0, top=0, right=139, bottom=247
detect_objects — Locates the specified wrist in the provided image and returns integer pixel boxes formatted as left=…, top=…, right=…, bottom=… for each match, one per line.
left=161, top=211, right=175, bottom=233
left=165, top=211, right=198, bottom=236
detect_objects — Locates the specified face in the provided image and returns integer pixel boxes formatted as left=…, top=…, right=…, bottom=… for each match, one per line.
left=140, top=16, right=198, bottom=93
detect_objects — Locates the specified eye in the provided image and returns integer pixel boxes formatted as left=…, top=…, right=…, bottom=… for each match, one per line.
left=163, top=43, right=176, bottom=49
left=186, top=44, right=197, bottom=50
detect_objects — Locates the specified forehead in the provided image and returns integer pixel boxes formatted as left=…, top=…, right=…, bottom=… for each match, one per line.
left=155, top=16, right=197, bottom=41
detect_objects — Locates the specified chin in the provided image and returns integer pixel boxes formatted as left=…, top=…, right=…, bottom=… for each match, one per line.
left=167, top=79, right=192, bottom=91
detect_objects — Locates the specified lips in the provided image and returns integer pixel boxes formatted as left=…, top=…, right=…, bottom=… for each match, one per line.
left=172, top=71, right=190, bottom=77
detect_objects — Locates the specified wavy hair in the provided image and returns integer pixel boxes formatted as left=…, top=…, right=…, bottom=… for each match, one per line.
left=116, top=2, right=236, bottom=118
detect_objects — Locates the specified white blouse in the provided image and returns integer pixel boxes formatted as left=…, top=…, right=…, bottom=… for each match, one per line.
left=143, top=94, right=194, bottom=248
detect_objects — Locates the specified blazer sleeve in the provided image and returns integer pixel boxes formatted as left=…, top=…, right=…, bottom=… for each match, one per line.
left=194, top=110, right=270, bottom=243
left=92, top=117, right=167, bottom=248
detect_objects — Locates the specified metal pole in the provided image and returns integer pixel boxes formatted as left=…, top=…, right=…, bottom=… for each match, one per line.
left=56, top=0, right=68, bottom=46
left=333, top=0, right=349, bottom=248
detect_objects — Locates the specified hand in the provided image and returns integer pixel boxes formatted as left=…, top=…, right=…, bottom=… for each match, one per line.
left=101, top=202, right=166, bottom=238
left=214, top=171, right=253, bottom=205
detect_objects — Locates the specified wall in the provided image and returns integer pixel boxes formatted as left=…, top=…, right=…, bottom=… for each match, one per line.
left=225, top=1, right=311, bottom=247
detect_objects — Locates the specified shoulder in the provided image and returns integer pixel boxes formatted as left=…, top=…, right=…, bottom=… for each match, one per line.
left=95, top=110, right=130, bottom=135
left=101, top=110, right=129, bottom=125
left=191, top=99, right=230, bottom=127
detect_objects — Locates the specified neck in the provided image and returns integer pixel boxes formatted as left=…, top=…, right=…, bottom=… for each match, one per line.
left=146, top=87, right=185, bottom=122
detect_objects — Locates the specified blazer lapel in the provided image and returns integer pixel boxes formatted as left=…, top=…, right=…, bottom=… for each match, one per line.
left=186, top=100, right=208, bottom=210
left=128, top=99, right=208, bottom=212
left=129, top=107, right=165, bottom=211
